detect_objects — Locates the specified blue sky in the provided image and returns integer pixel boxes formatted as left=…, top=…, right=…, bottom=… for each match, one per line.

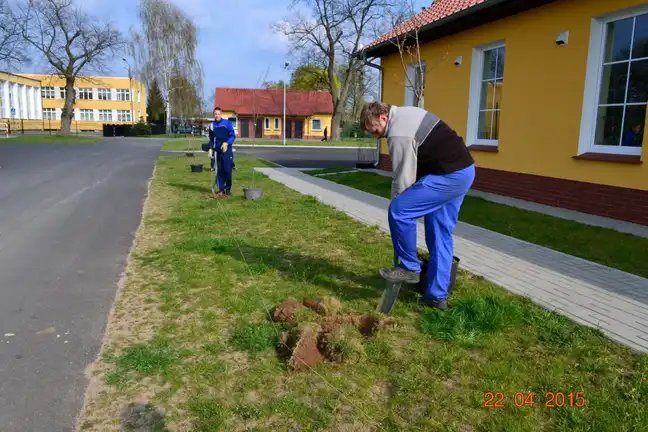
left=24, top=0, right=429, bottom=104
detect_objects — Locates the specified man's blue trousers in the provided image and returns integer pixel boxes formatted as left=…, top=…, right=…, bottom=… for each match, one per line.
left=215, top=150, right=233, bottom=193
left=388, top=164, right=475, bottom=300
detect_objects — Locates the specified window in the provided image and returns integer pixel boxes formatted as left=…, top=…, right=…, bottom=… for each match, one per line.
left=467, top=42, right=505, bottom=145
left=79, top=109, right=94, bottom=121
left=43, top=108, right=56, bottom=120
left=116, top=89, right=131, bottom=101
left=404, top=61, right=426, bottom=107
left=78, top=88, right=93, bottom=100
left=228, top=116, right=237, bottom=129
left=312, top=119, right=322, bottom=130
left=117, top=110, right=131, bottom=122
left=98, top=109, right=112, bottom=122
left=41, top=87, right=55, bottom=99
left=264, top=117, right=270, bottom=129
left=59, top=87, right=66, bottom=99
left=579, top=6, right=648, bottom=155
left=274, top=118, right=279, bottom=129
left=97, top=88, right=111, bottom=100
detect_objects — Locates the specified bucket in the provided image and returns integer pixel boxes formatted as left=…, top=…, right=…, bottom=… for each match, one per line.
left=201, top=143, right=210, bottom=152
left=190, top=164, right=203, bottom=173
left=417, top=255, right=460, bottom=295
left=243, top=187, right=262, bottom=200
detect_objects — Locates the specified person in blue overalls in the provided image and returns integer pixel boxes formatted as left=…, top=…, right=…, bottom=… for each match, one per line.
left=209, top=107, right=236, bottom=198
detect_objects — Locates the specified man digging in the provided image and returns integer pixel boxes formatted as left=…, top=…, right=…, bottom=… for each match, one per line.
left=360, top=102, right=475, bottom=310
left=208, top=107, right=236, bottom=198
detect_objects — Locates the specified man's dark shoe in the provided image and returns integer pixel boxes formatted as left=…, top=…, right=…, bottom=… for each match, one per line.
left=420, top=297, right=448, bottom=310
left=379, top=267, right=420, bottom=284
left=225, top=190, right=232, bottom=196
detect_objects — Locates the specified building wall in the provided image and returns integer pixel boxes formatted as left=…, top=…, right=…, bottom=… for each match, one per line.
left=20, top=74, right=147, bottom=131
left=219, top=112, right=333, bottom=140
left=378, top=0, right=648, bottom=225
left=0, top=72, right=42, bottom=128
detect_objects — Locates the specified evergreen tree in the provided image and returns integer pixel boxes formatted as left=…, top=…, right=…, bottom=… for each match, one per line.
left=146, top=79, right=166, bottom=123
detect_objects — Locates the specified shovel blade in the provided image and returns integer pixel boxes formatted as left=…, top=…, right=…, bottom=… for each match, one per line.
left=376, top=280, right=402, bottom=315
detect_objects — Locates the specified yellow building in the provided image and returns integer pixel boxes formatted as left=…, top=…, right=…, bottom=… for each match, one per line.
left=20, top=74, right=147, bottom=132
left=360, top=0, right=648, bottom=226
left=215, top=87, right=333, bottom=140
left=0, top=71, right=44, bottom=132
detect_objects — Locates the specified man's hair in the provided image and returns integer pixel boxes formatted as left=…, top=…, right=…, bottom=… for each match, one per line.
left=214, top=106, right=222, bottom=113
left=360, top=101, right=390, bottom=131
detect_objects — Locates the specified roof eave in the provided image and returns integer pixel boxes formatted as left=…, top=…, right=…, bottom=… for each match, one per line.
left=357, top=0, right=523, bottom=59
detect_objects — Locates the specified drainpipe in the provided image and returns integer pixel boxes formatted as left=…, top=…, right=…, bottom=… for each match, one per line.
left=362, top=53, right=383, bottom=168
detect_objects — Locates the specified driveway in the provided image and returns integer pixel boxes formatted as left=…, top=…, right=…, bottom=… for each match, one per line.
left=0, top=138, right=162, bottom=432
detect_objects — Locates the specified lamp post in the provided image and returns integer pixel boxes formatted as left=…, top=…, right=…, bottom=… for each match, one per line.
left=122, top=58, right=135, bottom=124
left=283, top=61, right=289, bottom=145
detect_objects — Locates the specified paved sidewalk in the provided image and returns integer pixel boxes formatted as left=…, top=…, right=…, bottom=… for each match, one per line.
left=257, top=167, right=648, bottom=353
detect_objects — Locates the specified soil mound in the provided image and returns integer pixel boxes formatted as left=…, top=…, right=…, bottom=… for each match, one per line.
left=317, top=323, right=365, bottom=364
left=279, top=323, right=322, bottom=371
left=273, top=299, right=305, bottom=323
left=302, top=296, right=342, bottom=316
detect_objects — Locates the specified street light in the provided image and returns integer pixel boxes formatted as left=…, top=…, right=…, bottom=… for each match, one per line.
left=122, top=58, right=135, bottom=124
left=283, top=61, right=289, bottom=145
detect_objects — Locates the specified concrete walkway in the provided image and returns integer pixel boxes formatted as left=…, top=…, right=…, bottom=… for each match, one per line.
left=257, top=167, right=648, bottom=353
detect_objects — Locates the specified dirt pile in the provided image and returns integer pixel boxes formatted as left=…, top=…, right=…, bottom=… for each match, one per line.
left=279, top=323, right=322, bottom=371
left=273, top=299, right=306, bottom=323
left=274, top=297, right=396, bottom=371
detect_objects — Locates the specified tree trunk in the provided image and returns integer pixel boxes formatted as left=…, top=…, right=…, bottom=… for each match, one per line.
left=330, top=109, right=342, bottom=141
left=165, top=95, right=172, bottom=135
left=60, top=78, right=76, bottom=134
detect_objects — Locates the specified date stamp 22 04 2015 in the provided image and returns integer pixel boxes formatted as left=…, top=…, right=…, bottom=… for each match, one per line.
left=484, top=392, right=586, bottom=408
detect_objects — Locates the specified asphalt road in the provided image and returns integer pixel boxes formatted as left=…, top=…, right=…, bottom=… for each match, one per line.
left=235, top=145, right=378, bottom=168
left=0, top=140, right=374, bottom=431
left=0, top=138, right=163, bottom=432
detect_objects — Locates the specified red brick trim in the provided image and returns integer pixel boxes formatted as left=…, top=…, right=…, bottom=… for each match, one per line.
left=473, top=167, right=648, bottom=226
left=572, top=153, right=642, bottom=164
left=378, top=153, right=392, bottom=171
left=468, top=144, right=499, bottom=153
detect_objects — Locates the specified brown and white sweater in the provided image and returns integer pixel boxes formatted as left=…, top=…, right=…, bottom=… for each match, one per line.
left=384, top=105, right=474, bottom=198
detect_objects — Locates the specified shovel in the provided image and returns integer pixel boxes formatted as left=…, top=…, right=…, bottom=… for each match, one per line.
left=376, top=252, right=402, bottom=315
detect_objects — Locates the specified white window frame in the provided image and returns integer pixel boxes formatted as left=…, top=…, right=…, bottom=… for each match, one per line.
left=79, top=108, right=94, bottom=121
left=97, top=88, right=111, bottom=100
left=42, top=108, right=55, bottom=120
left=264, top=117, right=270, bottom=129
left=311, top=118, right=322, bottom=131
left=578, top=4, right=648, bottom=156
left=78, top=88, right=93, bottom=100
left=466, top=40, right=506, bottom=146
left=41, top=86, right=55, bottom=99
left=116, top=89, right=131, bottom=101
left=98, top=109, right=112, bottom=122
left=59, top=87, right=66, bottom=99
left=274, top=118, right=279, bottom=129
left=404, top=61, right=426, bottom=107
left=117, top=110, right=131, bottom=122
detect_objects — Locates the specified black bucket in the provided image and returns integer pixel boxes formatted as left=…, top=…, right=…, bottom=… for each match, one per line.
left=417, top=255, right=460, bottom=295
left=190, top=164, right=203, bottom=173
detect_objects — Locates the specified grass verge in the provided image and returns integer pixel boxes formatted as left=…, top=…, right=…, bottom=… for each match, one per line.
left=77, top=155, right=648, bottom=431
left=161, top=137, right=374, bottom=151
left=1, top=134, right=102, bottom=144
left=310, top=170, right=648, bottom=279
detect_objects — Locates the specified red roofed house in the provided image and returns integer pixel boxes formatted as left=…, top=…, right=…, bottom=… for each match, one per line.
left=214, top=87, right=333, bottom=140
left=359, top=0, right=648, bottom=226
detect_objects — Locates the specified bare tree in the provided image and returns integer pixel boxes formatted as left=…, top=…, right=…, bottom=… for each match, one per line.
left=17, top=0, right=124, bottom=133
left=274, top=0, right=395, bottom=141
left=380, top=1, right=450, bottom=108
left=0, top=0, right=28, bottom=67
left=129, top=0, right=203, bottom=134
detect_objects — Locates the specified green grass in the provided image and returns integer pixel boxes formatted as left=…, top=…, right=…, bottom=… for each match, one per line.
left=161, top=137, right=375, bottom=151
left=310, top=171, right=648, bottom=278
left=307, top=167, right=358, bottom=176
left=1, top=134, right=102, bottom=144
left=80, top=155, right=648, bottom=431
